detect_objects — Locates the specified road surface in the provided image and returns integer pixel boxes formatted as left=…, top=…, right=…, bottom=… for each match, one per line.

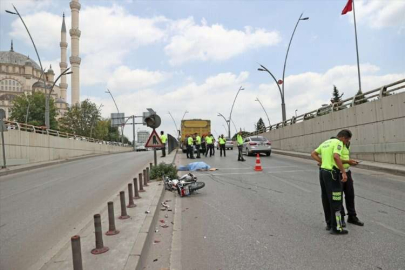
left=0, top=151, right=153, bottom=270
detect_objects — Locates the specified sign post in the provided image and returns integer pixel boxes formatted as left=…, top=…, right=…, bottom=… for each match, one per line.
left=145, top=129, right=163, bottom=166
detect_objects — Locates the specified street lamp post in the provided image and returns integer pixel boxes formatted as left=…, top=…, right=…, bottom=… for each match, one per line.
left=45, top=68, right=72, bottom=129
left=258, top=13, right=308, bottom=122
left=24, top=92, right=30, bottom=127
left=255, top=97, right=271, bottom=128
left=105, top=89, right=124, bottom=144
left=217, top=112, right=230, bottom=138
left=168, top=111, right=179, bottom=137
left=228, top=86, right=244, bottom=138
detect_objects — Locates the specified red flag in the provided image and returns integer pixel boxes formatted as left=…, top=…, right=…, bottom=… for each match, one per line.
left=342, top=0, right=353, bottom=15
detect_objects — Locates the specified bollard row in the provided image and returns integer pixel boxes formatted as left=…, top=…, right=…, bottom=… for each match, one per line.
left=71, top=169, right=152, bottom=263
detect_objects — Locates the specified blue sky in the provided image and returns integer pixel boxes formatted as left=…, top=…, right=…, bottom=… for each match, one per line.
left=0, top=0, right=404, bottom=139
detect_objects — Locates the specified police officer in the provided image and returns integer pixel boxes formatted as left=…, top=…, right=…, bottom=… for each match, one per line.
left=311, top=129, right=352, bottom=235
left=205, top=134, right=213, bottom=157
left=195, top=133, right=201, bottom=158
left=188, top=134, right=195, bottom=159
left=201, top=134, right=207, bottom=156
left=185, top=134, right=190, bottom=158
left=237, top=131, right=245, bottom=161
left=340, top=141, right=364, bottom=227
left=160, top=131, right=167, bottom=157
left=219, top=134, right=226, bottom=157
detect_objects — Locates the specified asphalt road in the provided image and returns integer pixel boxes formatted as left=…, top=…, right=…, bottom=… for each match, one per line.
left=0, top=151, right=154, bottom=270
left=176, top=149, right=405, bottom=270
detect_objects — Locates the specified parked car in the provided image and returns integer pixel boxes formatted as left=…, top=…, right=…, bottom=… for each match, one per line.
left=242, top=136, right=271, bottom=156
left=225, top=139, right=234, bottom=150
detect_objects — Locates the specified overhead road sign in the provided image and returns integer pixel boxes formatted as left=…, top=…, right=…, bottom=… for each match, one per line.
left=111, top=113, right=125, bottom=127
left=145, top=129, right=163, bottom=148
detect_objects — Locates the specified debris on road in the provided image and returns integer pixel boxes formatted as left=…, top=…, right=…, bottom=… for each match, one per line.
left=153, top=259, right=158, bottom=262
left=165, top=214, right=168, bottom=218
left=161, top=208, right=167, bottom=211
left=159, top=219, right=165, bottom=223
left=145, top=211, right=150, bottom=214
left=153, top=240, right=161, bottom=244
left=161, top=224, right=169, bottom=228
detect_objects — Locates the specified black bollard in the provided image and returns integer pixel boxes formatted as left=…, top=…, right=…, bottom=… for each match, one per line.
left=118, top=191, right=130, bottom=219
left=71, top=235, right=83, bottom=270
left=91, top=214, right=109, bottom=254
left=127, top=183, right=136, bottom=208
left=150, top=162, right=153, bottom=171
left=133, top=178, right=141, bottom=199
left=146, top=167, right=150, bottom=183
left=106, top=202, right=119, bottom=236
left=139, top=173, right=145, bottom=192
left=143, top=169, right=149, bottom=187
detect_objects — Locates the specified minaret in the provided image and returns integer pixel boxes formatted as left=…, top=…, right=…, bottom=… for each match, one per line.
left=70, top=0, right=81, bottom=105
left=59, top=13, right=68, bottom=102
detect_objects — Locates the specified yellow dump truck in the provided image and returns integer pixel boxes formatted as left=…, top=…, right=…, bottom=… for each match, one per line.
left=181, top=119, right=211, bottom=153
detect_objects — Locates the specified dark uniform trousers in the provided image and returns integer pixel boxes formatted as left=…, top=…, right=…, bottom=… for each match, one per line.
left=196, top=144, right=201, bottom=158
left=319, top=168, right=343, bottom=231
left=237, top=145, right=243, bottom=160
left=206, top=144, right=213, bottom=157
left=220, top=144, right=226, bottom=157
left=187, top=144, right=194, bottom=159
left=161, top=144, right=166, bottom=157
left=340, top=170, right=356, bottom=217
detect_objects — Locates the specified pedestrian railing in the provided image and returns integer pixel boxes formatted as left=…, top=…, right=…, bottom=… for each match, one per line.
left=167, top=134, right=179, bottom=154
left=248, top=78, right=405, bottom=136
left=3, top=120, right=131, bottom=147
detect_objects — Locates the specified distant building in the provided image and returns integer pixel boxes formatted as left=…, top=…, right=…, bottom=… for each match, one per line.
left=137, top=130, right=150, bottom=144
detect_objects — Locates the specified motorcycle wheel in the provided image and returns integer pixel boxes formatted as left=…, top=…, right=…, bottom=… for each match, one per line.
left=189, top=182, right=205, bottom=192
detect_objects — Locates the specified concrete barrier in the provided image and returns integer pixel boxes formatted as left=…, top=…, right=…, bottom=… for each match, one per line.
left=260, top=92, right=405, bottom=165
left=0, top=129, right=131, bottom=165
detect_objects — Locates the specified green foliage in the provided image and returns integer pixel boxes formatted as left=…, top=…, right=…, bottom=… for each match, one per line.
left=59, top=99, right=101, bottom=137
left=331, top=85, right=344, bottom=103
left=10, top=92, right=58, bottom=129
left=150, top=162, right=178, bottom=180
left=256, top=118, right=266, bottom=132
left=231, top=131, right=250, bottom=140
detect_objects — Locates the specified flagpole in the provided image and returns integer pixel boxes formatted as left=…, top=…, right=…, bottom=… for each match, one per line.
left=352, top=0, right=362, bottom=91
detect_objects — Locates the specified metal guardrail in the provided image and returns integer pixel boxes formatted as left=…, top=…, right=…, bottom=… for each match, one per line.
left=3, top=120, right=131, bottom=147
left=167, top=134, right=179, bottom=154
left=248, top=78, right=405, bottom=136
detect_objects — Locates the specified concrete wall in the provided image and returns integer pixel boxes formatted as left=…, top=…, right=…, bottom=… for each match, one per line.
left=0, top=129, right=132, bottom=165
left=260, top=92, right=405, bottom=165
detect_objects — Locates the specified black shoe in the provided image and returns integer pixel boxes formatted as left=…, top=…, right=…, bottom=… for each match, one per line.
left=330, top=229, right=349, bottom=235
left=325, top=224, right=331, bottom=231
left=341, top=218, right=346, bottom=228
left=241, top=159, right=246, bottom=162
left=348, top=216, right=364, bottom=226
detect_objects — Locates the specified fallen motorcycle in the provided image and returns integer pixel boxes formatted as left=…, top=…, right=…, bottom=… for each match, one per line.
left=164, top=173, right=205, bottom=197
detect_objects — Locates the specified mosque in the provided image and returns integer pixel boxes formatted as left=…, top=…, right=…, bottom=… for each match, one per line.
left=0, top=0, right=81, bottom=121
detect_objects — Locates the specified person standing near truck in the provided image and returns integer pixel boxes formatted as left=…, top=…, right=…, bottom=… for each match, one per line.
left=219, top=134, right=226, bottom=157
left=205, top=134, right=213, bottom=157
left=195, top=133, right=201, bottom=158
left=187, top=134, right=195, bottom=159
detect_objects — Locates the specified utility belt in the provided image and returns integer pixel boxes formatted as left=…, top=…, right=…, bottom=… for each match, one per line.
left=320, top=167, right=340, bottom=181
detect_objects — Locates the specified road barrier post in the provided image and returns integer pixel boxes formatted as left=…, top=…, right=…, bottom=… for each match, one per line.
left=71, top=235, right=83, bottom=270
left=91, top=214, right=109, bottom=254
left=118, top=191, right=130, bottom=219
left=127, top=183, right=136, bottom=208
left=143, top=169, right=149, bottom=187
left=146, top=167, right=150, bottom=183
left=133, top=177, right=141, bottom=199
left=139, top=173, right=145, bottom=192
left=106, top=202, right=119, bottom=236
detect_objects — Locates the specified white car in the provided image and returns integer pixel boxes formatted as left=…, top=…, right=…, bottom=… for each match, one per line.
left=242, top=136, right=272, bottom=156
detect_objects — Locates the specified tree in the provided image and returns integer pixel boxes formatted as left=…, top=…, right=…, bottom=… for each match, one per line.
left=59, top=99, right=101, bottom=137
left=354, top=89, right=368, bottom=105
left=10, top=92, right=58, bottom=129
left=331, top=85, right=344, bottom=103
left=256, top=118, right=266, bottom=132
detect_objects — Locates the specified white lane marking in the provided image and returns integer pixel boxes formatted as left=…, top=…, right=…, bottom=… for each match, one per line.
left=374, top=221, right=405, bottom=237
left=0, top=177, right=63, bottom=200
left=194, top=169, right=315, bottom=177
left=170, top=194, right=182, bottom=270
left=270, top=174, right=312, bottom=193
left=213, top=165, right=302, bottom=170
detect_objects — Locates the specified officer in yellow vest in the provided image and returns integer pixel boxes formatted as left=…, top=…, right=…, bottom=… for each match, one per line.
left=340, top=141, right=364, bottom=227
left=188, top=134, right=195, bottom=159
left=205, top=134, right=213, bottom=157
left=195, top=133, right=201, bottom=158
left=160, top=131, right=167, bottom=157
left=219, top=134, right=226, bottom=157
left=236, top=131, right=245, bottom=161
left=311, top=129, right=351, bottom=235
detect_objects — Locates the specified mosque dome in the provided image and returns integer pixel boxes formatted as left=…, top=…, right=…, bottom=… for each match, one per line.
left=0, top=43, right=41, bottom=70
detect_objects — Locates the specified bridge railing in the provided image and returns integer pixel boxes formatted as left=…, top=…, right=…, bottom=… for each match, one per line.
left=248, top=78, right=405, bottom=137
left=3, top=120, right=131, bottom=147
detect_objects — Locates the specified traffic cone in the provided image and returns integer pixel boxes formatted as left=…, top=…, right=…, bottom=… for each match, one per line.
left=254, top=154, right=263, bottom=171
